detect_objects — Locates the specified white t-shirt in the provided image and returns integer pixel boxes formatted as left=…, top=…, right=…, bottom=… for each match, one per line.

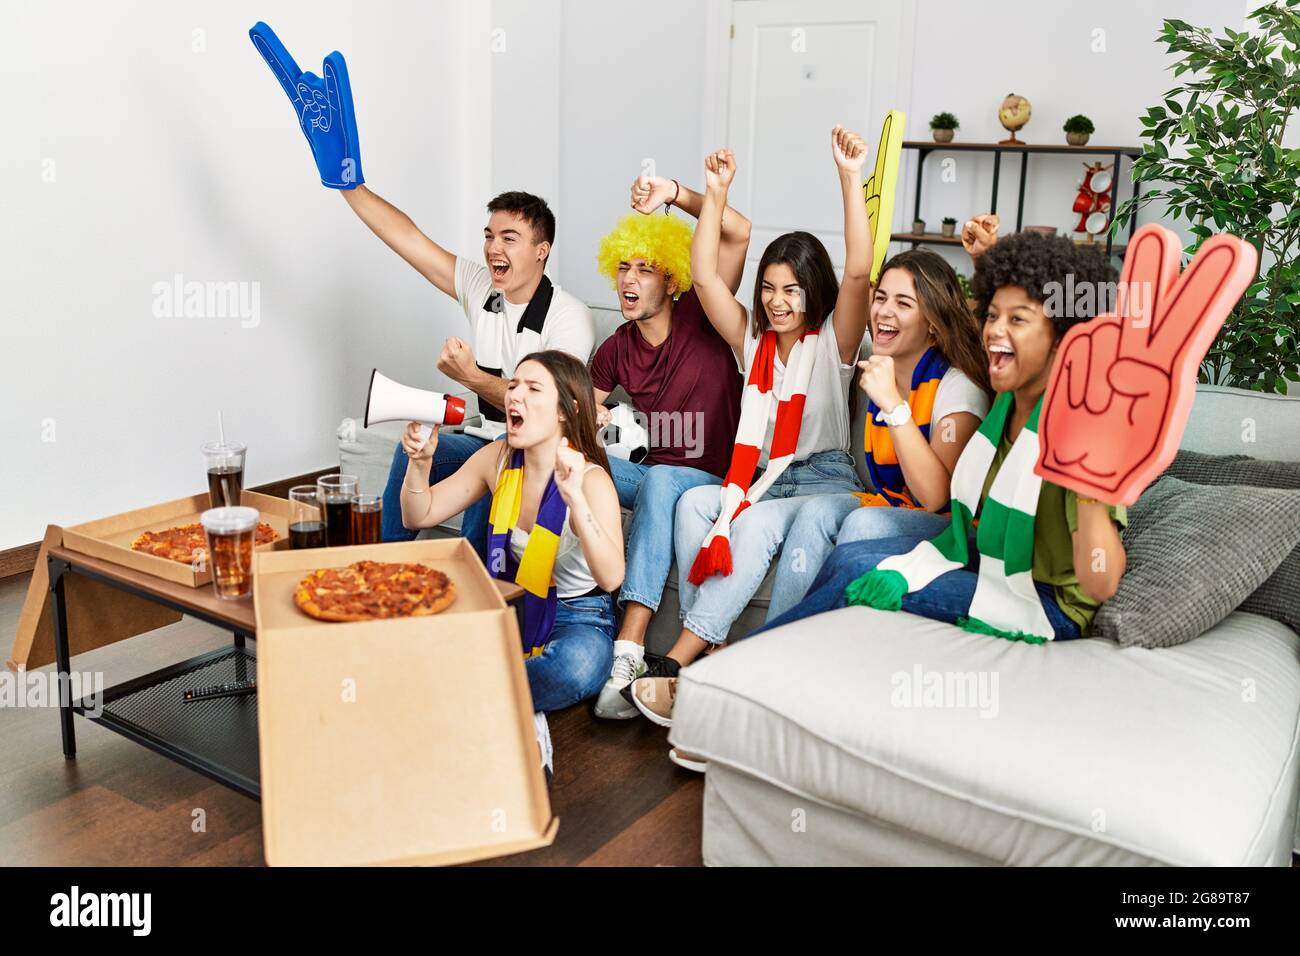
left=930, top=367, right=991, bottom=424
left=455, top=257, right=594, bottom=424
left=741, top=319, right=855, bottom=465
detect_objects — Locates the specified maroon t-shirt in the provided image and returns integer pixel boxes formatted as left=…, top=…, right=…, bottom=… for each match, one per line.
left=590, top=289, right=743, bottom=478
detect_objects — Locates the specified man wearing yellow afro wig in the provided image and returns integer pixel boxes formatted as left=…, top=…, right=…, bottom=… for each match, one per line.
left=590, top=172, right=751, bottom=719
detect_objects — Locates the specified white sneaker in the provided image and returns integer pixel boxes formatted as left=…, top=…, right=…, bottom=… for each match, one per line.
left=594, top=650, right=646, bottom=719
left=534, top=711, right=553, bottom=782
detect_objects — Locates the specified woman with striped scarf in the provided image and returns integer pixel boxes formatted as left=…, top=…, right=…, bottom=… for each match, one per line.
left=768, top=246, right=994, bottom=620
left=398, top=350, right=624, bottom=775
left=757, top=232, right=1129, bottom=644
left=623, top=130, right=875, bottom=747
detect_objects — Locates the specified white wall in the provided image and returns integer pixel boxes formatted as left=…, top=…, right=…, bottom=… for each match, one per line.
left=1, top=0, right=490, bottom=550
left=492, top=0, right=1253, bottom=301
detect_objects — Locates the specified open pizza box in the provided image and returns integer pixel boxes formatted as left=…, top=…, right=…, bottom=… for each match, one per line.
left=251, top=537, right=558, bottom=867
left=62, top=490, right=294, bottom=588
left=7, top=525, right=185, bottom=672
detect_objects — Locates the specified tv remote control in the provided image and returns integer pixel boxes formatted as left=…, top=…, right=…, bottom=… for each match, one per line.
left=183, top=679, right=256, bottom=702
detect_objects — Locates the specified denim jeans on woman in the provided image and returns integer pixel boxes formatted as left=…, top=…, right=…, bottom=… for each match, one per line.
left=527, top=593, right=618, bottom=712
left=608, top=457, right=722, bottom=616
left=755, top=532, right=1081, bottom=641
left=767, top=497, right=953, bottom=620
left=673, top=450, right=863, bottom=646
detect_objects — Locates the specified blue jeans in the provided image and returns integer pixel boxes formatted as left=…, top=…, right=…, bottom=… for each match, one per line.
left=381, top=431, right=491, bottom=562
left=756, top=533, right=1081, bottom=641
left=609, top=458, right=722, bottom=613
left=768, top=498, right=952, bottom=621
left=526, top=593, right=616, bottom=712
left=674, top=450, right=863, bottom=645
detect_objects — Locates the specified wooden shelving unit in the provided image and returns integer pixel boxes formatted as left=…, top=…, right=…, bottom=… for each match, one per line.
left=894, top=140, right=1143, bottom=259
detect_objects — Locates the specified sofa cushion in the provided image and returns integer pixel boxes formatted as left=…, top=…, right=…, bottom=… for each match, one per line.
left=671, top=605, right=1300, bottom=866
left=1160, top=451, right=1300, bottom=633
left=1093, top=477, right=1300, bottom=647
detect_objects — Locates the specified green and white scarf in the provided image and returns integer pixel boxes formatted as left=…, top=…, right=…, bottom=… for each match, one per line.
left=845, top=391, right=1055, bottom=644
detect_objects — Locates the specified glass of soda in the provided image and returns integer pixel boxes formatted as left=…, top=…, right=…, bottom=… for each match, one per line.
left=200, top=506, right=259, bottom=600
left=288, top=485, right=326, bottom=549
left=351, top=494, right=382, bottom=545
left=202, top=441, right=246, bottom=509
left=317, top=474, right=359, bottom=547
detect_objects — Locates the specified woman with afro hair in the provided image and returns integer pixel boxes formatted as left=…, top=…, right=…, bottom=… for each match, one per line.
left=758, top=231, right=1130, bottom=643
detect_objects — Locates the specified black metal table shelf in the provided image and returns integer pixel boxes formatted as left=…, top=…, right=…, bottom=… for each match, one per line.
left=899, top=139, right=1143, bottom=259
left=49, top=551, right=262, bottom=800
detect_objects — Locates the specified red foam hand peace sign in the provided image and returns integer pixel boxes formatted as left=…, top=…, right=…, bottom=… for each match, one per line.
left=1035, top=224, right=1256, bottom=506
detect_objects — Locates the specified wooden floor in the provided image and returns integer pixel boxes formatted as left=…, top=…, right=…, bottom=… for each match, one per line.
left=0, top=572, right=703, bottom=867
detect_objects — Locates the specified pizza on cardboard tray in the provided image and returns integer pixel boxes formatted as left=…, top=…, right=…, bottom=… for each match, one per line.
left=131, top=521, right=278, bottom=563
left=294, top=560, right=456, bottom=622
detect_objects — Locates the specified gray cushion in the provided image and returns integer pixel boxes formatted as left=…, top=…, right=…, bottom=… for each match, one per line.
left=1160, top=451, right=1300, bottom=633
left=1093, top=476, right=1300, bottom=647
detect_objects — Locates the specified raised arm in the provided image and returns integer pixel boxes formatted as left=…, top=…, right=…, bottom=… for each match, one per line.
left=341, top=185, right=458, bottom=298
left=555, top=442, right=625, bottom=593
left=631, top=176, right=752, bottom=294
left=689, top=150, right=749, bottom=353
left=398, top=426, right=496, bottom=530
left=830, top=126, right=873, bottom=365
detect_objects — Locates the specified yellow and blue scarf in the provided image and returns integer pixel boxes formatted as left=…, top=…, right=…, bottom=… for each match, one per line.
left=488, top=448, right=569, bottom=656
left=861, top=346, right=949, bottom=509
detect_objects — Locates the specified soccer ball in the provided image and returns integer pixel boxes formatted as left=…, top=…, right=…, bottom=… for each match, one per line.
left=600, top=403, right=650, bottom=464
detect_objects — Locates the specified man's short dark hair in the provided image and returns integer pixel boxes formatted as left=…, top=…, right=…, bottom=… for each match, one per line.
left=486, top=191, right=556, bottom=247
left=972, top=232, right=1119, bottom=338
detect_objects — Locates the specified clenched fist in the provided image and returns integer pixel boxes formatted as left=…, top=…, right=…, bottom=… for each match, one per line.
left=402, top=421, right=438, bottom=461
left=961, top=214, right=1000, bottom=258
left=437, top=336, right=477, bottom=384
left=554, top=438, right=588, bottom=507
left=858, top=355, right=904, bottom=414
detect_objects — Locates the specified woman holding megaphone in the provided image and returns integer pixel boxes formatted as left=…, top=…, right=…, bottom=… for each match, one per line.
left=399, top=350, right=624, bottom=739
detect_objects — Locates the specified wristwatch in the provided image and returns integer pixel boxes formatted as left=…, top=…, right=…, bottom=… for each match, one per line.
left=877, top=401, right=912, bottom=428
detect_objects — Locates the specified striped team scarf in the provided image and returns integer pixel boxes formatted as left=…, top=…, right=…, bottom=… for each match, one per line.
left=860, top=346, right=950, bottom=509
left=845, top=391, right=1055, bottom=644
left=689, top=328, right=819, bottom=585
left=487, top=448, right=569, bottom=656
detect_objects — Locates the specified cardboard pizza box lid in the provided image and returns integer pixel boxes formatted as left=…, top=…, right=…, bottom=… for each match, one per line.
left=252, top=538, right=556, bottom=867
left=8, top=525, right=183, bottom=672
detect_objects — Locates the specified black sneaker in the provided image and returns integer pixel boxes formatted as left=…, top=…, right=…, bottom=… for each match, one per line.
left=619, top=653, right=679, bottom=706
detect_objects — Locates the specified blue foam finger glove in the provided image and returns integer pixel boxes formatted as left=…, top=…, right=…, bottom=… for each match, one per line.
left=249, top=21, right=364, bottom=189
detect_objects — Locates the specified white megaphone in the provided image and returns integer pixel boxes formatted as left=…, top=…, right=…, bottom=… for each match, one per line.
left=364, top=369, right=467, bottom=447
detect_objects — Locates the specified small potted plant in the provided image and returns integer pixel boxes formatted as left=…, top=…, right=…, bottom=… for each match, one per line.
left=912, top=217, right=926, bottom=235
left=930, top=112, right=959, bottom=143
left=1063, top=114, right=1095, bottom=146
left=956, top=273, right=978, bottom=314
left=941, top=216, right=957, bottom=238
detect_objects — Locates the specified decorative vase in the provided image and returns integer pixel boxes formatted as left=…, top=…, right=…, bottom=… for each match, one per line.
left=932, top=128, right=954, bottom=143
left=1066, top=131, right=1090, bottom=146
left=912, top=220, right=926, bottom=236
left=941, top=221, right=956, bottom=238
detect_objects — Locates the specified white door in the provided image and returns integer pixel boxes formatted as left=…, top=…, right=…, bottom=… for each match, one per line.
left=723, top=0, right=912, bottom=306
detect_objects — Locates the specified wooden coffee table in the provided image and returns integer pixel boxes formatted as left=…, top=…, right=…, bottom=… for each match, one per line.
left=46, top=543, right=524, bottom=799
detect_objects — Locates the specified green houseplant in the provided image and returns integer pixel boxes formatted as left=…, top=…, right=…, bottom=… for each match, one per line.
left=1063, top=114, right=1095, bottom=145
left=930, top=112, right=959, bottom=143
left=941, top=216, right=958, bottom=238
left=1114, top=1, right=1300, bottom=393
